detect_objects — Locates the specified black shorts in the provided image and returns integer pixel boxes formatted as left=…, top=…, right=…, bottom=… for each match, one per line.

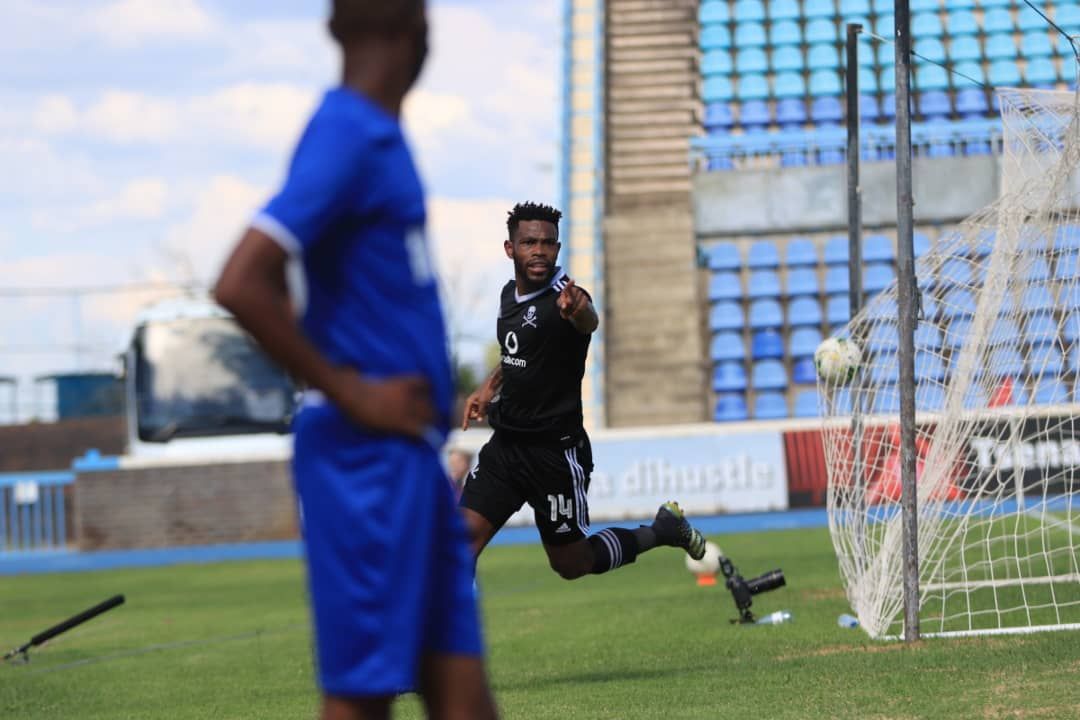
left=459, top=431, right=594, bottom=546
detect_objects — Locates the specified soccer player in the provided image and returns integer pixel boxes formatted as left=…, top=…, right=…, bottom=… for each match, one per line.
left=213, top=2, right=498, bottom=719
left=459, top=202, right=707, bottom=581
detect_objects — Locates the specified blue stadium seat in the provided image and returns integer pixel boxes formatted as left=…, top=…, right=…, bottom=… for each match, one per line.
left=770, top=19, right=802, bottom=47
left=871, top=356, right=898, bottom=386
left=772, top=45, right=804, bottom=72
left=864, top=234, right=894, bottom=262
left=700, top=0, right=730, bottom=23
left=1033, top=378, right=1069, bottom=405
left=1017, top=4, right=1045, bottom=32
left=1068, top=348, right=1080, bottom=376
left=806, top=19, right=837, bottom=44
left=705, top=102, right=736, bottom=130
left=749, top=299, right=784, bottom=328
left=770, top=0, right=801, bottom=20
left=989, top=348, right=1026, bottom=376
left=753, top=392, right=789, bottom=419
left=737, top=48, right=769, bottom=74
left=1063, top=311, right=1080, bottom=345
left=715, top=394, right=749, bottom=422
left=785, top=268, right=820, bottom=297
left=864, top=263, right=896, bottom=292
left=860, top=93, right=880, bottom=122
left=874, top=13, right=894, bottom=37
left=776, top=98, right=807, bottom=127
left=711, top=332, right=746, bottom=362
left=920, top=385, right=946, bottom=411
left=955, top=87, right=988, bottom=118
left=867, top=297, right=898, bottom=320
left=794, top=389, right=821, bottom=418
left=963, top=385, right=989, bottom=409
left=774, top=73, right=807, bottom=100
left=710, top=301, right=744, bottom=331
left=790, top=327, right=823, bottom=357
left=1026, top=58, right=1059, bottom=86
left=1022, top=31, right=1054, bottom=58
left=785, top=238, right=819, bottom=266
left=737, top=74, right=770, bottom=100
left=869, top=322, right=899, bottom=352
left=914, top=322, right=943, bottom=350
left=940, top=289, right=976, bottom=318
left=781, top=150, right=810, bottom=168
left=944, top=317, right=971, bottom=350
left=920, top=292, right=939, bottom=320
left=824, top=236, right=849, bottom=265
left=748, top=270, right=782, bottom=298
left=949, top=35, right=982, bottom=63
left=740, top=100, right=772, bottom=127
left=1027, top=257, right=1051, bottom=283
left=803, top=0, right=837, bottom=18
left=983, top=9, right=1014, bottom=34
left=701, top=24, right=732, bottom=50
left=914, top=38, right=946, bottom=64
left=989, top=60, right=1023, bottom=86
left=792, top=357, right=817, bottom=384
left=734, top=22, right=767, bottom=48
left=1057, top=224, right=1080, bottom=250
left=810, top=95, right=844, bottom=122
left=840, top=0, right=870, bottom=16
left=916, top=65, right=950, bottom=91
left=789, top=297, right=823, bottom=327
left=752, top=329, right=785, bottom=359
left=990, top=317, right=1021, bottom=344
left=808, top=44, right=840, bottom=70
left=703, top=76, right=735, bottom=102
left=708, top=272, right=743, bottom=302
left=734, top=0, right=766, bottom=22
left=938, top=257, right=975, bottom=287
left=1026, top=312, right=1059, bottom=345
left=855, top=66, right=876, bottom=95
left=1056, top=252, right=1079, bottom=280
left=1058, top=4, right=1080, bottom=32
left=714, top=362, right=749, bottom=392
left=826, top=294, right=850, bottom=324
left=752, top=360, right=788, bottom=390
left=702, top=50, right=734, bottom=75
left=748, top=240, right=780, bottom=268
left=915, top=351, right=947, bottom=381
left=919, top=90, right=951, bottom=119
left=986, top=33, right=1018, bottom=62
left=912, top=12, right=943, bottom=37
left=708, top=156, right=735, bottom=170
left=706, top=243, right=741, bottom=270
left=1029, top=344, right=1064, bottom=376
left=878, top=67, right=896, bottom=96
left=876, top=41, right=895, bottom=68
left=824, top=266, right=850, bottom=294
left=946, top=10, right=978, bottom=36
left=909, top=0, right=937, bottom=11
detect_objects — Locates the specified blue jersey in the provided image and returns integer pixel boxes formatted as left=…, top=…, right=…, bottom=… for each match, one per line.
left=253, top=86, right=453, bottom=441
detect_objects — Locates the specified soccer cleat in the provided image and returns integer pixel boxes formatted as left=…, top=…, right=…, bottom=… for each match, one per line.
left=652, top=501, right=706, bottom=560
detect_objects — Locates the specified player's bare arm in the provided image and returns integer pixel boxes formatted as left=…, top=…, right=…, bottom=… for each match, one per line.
left=556, top=278, right=599, bottom=335
left=462, top=365, right=503, bottom=430
left=214, top=228, right=435, bottom=438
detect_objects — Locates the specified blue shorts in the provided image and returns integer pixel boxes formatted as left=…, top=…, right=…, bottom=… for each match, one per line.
left=293, top=405, right=483, bottom=697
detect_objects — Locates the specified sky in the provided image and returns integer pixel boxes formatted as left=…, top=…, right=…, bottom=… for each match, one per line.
left=0, top=0, right=561, bottom=421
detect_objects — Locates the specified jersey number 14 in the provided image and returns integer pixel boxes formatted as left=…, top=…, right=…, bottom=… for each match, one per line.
left=547, top=493, right=573, bottom=522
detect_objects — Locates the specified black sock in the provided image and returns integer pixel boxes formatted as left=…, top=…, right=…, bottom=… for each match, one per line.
left=587, top=528, right=640, bottom=574
left=633, top=525, right=657, bottom=552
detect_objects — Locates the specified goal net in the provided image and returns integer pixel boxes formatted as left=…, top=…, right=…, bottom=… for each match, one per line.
left=822, top=88, right=1080, bottom=639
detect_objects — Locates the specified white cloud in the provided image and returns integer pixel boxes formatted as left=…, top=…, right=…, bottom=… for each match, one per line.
left=188, top=83, right=316, bottom=151
left=31, top=177, right=169, bottom=233
left=404, top=89, right=473, bottom=147
left=84, top=91, right=180, bottom=143
left=0, top=137, right=105, bottom=200
left=32, top=94, right=78, bottom=134
left=91, top=0, right=217, bottom=47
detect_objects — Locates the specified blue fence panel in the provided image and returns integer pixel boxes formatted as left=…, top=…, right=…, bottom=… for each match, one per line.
left=0, top=472, right=74, bottom=553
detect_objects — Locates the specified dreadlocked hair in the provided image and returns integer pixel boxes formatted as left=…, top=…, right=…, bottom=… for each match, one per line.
left=506, top=202, right=562, bottom=239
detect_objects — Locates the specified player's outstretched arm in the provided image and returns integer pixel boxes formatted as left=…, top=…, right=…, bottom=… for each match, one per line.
left=215, top=229, right=435, bottom=438
left=556, top=278, right=599, bottom=334
left=461, top=365, right=503, bottom=430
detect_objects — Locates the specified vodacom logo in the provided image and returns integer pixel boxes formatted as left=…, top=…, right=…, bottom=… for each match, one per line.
left=504, top=331, right=519, bottom=355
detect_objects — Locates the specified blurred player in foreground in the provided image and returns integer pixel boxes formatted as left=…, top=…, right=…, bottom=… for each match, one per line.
left=460, top=202, right=707, bottom=583
left=214, top=2, right=497, bottom=718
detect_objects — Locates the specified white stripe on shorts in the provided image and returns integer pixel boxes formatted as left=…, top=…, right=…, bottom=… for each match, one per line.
left=564, top=448, right=589, bottom=535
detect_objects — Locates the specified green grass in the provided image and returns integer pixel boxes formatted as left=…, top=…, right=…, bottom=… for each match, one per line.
left=4, top=528, right=1080, bottom=719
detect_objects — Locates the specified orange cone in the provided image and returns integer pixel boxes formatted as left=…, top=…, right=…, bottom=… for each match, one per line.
left=696, top=573, right=718, bottom=587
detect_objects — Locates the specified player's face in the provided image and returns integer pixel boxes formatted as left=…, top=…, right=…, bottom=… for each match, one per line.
left=406, top=5, right=429, bottom=87
left=506, top=220, right=560, bottom=291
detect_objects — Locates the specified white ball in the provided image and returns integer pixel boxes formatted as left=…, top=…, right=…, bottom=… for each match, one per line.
left=685, top=541, right=723, bottom=575
left=814, top=337, right=862, bottom=385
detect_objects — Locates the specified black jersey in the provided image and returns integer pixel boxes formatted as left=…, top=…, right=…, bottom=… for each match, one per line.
left=487, top=268, right=591, bottom=440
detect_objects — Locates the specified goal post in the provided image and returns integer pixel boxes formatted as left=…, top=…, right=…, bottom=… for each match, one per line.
left=823, top=87, right=1080, bottom=639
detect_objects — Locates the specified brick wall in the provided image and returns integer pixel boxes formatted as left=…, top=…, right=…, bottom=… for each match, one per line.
left=75, top=460, right=297, bottom=550
left=0, top=416, right=126, bottom=472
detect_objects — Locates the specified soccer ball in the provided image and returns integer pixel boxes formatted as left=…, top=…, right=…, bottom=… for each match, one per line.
left=814, top=337, right=862, bottom=385
left=685, top=541, right=723, bottom=576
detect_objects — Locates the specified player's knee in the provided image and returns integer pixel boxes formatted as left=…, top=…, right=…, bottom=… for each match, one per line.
left=548, top=554, right=589, bottom=580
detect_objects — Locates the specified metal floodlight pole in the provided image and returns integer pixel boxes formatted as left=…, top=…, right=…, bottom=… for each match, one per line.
left=894, top=0, right=921, bottom=642
left=845, top=22, right=868, bottom=578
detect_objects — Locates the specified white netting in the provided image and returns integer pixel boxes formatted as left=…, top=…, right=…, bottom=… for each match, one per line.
left=823, top=88, right=1080, bottom=639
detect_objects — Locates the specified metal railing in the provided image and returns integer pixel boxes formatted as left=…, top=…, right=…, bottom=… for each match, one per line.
left=0, top=471, right=74, bottom=553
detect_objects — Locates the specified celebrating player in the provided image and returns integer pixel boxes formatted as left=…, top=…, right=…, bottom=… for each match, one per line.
left=214, top=2, right=498, bottom=719
left=460, top=202, right=707, bottom=582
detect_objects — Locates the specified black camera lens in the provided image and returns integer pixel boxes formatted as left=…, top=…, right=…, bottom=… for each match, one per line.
left=746, top=569, right=785, bottom=595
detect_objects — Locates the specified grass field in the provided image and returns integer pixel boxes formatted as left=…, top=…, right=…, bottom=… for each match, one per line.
left=4, top=526, right=1080, bottom=719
